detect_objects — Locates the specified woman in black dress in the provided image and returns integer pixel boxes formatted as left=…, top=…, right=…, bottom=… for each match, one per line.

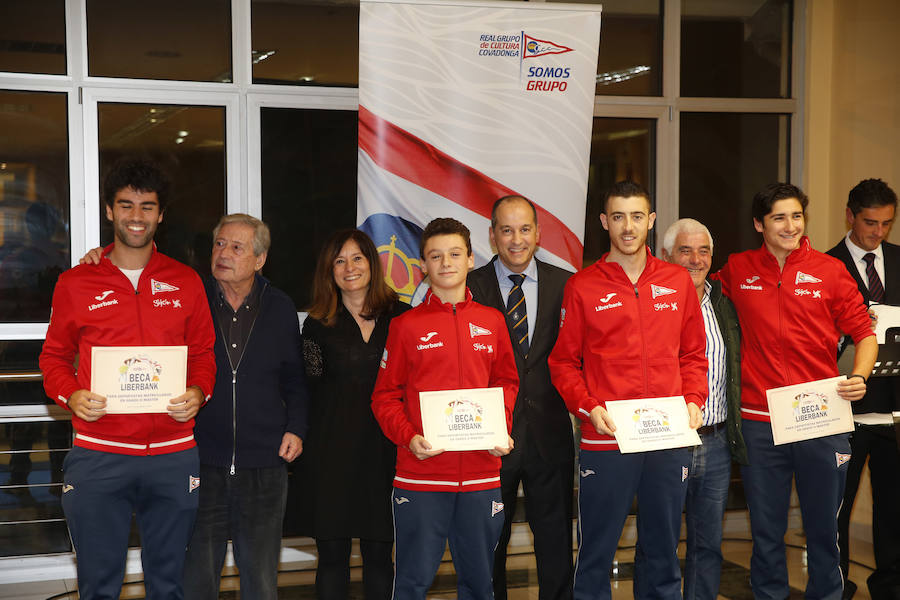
left=298, top=229, right=407, bottom=600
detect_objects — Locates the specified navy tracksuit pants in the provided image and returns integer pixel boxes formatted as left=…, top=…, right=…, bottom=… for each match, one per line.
left=391, top=487, right=504, bottom=600
left=61, top=446, right=200, bottom=600
left=575, top=447, right=691, bottom=600
left=741, top=419, right=850, bottom=600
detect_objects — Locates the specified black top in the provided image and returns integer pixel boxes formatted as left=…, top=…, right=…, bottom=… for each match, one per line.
left=292, top=300, right=408, bottom=540
left=212, top=278, right=261, bottom=367
left=196, top=274, right=309, bottom=469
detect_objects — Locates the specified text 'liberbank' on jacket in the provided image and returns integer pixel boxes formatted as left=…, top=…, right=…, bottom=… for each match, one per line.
left=717, top=237, right=874, bottom=422
left=40, top=245, right=216, bottom=455
left=371, top=289, right=519, bottom=492
left=548, top=249, right=708, bottom=451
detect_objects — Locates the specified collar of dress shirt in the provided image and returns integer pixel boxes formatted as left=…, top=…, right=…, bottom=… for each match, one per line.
left=492, top=255, right=538, bottom=285
left=845, top=231, right=884, bottom=265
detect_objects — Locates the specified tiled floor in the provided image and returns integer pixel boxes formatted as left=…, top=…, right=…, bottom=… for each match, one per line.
left=0, top=511, right=876, bottom=599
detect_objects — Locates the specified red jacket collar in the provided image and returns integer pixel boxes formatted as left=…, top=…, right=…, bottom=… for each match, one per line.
left=423, top=287, right=473, bottom=311
left=100, top=241, right=159, bottom=269
left=758, top=236, right=812, bottom=266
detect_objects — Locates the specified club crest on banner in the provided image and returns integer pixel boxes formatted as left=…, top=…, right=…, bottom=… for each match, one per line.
left=523, top=33, right=573, bottom=58
left=360, top=213, right=426, bottom=305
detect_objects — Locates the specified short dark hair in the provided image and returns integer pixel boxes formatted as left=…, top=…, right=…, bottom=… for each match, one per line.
left=102, top=157, right=171, bottom=212
left=602, top=180, right=651, bottom=214
left=847, top=178, right=898, bottom=216
left=490, top=195, right=538, bottom=229
left=751, top=182, right=808, bottom=223
left=420, top=218, right=472, bottom=258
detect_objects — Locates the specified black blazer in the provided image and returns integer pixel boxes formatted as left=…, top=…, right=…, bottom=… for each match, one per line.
left=827, top=238, right=900, bottom=413
left=468, top=256, right=574, bottom=463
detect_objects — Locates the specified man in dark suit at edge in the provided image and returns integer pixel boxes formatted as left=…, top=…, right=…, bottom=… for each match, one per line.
left=827, top=178, right=900, bottom=600
left=468, top=195, right=575, bottom=600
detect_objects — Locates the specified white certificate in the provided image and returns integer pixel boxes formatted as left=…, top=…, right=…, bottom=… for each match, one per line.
left=90, top=346, right=187, bottom=414
left=871, top=303, right=900, bottom=344
left=605, top=396, right=702, bottom=454
left=766, top=376, right=854, bottom=445
left=419, top=387, right=508, bottom=451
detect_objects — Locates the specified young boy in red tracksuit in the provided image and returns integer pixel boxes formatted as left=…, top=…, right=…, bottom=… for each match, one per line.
left=371, top=218, right=519, bottom=600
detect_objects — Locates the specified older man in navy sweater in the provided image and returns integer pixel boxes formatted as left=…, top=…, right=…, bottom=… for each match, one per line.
left=186, top=214, right=309, bottom=599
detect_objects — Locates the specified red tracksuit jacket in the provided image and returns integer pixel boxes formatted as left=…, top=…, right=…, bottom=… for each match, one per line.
left=717, top=237, right=874, bottom=422
left=371, top=289, right=519, bottom=492
left=549, top=249, right=708, bottom=451
left=40, top=245, right=216, bottom=455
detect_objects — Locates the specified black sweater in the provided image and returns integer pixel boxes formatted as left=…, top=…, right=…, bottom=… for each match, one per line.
left=194, top=274, right=309, bottom=469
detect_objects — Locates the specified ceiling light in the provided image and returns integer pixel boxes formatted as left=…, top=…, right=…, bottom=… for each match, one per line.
left=251, top=50, right=277, bottom=64
left=596, top=65, right=651, bottom=86
left=175, top=137, right=184, bottom=144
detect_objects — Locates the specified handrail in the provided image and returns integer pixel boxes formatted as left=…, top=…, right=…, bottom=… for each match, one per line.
left=0, top=371, right=43, bottom=382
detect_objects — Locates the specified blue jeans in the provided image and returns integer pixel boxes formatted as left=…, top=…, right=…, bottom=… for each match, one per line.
left=741, top=419, right=849, bottom=600
left=683, top=426, right=732, bottom=600
left=183, top=464, right=288, bottom=600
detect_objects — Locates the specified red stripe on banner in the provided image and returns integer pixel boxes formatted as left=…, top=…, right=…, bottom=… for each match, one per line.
left=358, top=105, right=583, bottom=269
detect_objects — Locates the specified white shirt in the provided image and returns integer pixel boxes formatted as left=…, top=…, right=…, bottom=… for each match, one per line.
left=700, top=281, right=727, bottom=426
left=119, top=267, right=143, bottom=291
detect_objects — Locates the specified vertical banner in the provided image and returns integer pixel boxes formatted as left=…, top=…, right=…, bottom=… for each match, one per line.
left=358, top=0, right=602, bottom=303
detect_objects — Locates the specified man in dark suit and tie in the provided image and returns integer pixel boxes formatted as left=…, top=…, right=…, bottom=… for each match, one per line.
left=827, top=178, right=900, bottom=600
left=468, top=195, right=574, bottom=600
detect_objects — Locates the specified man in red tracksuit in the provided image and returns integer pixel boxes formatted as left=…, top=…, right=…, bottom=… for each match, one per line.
left=549, top=181, right=707, bottom=600
left=372, top=218, right=519, bottom=600
left=39, top=158, right=216, bottom=599
left=716, top=182, right=877, bottom=600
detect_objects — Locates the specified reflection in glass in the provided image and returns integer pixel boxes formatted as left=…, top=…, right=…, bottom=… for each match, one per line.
left=86, top=0, right=232, bottom=82
left=681, top=0, right=792, bottom=98
left=0, top=522, right=71, bottom=557
left=0, top=342, right=47, bottom=408
left=252, top=0, right=359, bottom=87
left=0, top=0, right=66, bottom=75
left=680, top=112, right=790, bottom=271
left=548, top=0, right=662, bottom=96
left=0, top=417, right=71, bottom=558
left=583, top=118, right=656, bottom=268
left=0, top=91, right=71, bottom=322
left=97, top=103, right=227, bottom=277
left=260, top=107, right=358, bottom=310
left=0, top=420, right=71, bottom=486
left=0, top=341, right=44, bottom=375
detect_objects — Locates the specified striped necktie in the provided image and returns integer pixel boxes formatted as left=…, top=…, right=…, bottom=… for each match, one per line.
left=864, top=252, right=885, bottom=303
left=507, top=274, right=529, bottom=356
